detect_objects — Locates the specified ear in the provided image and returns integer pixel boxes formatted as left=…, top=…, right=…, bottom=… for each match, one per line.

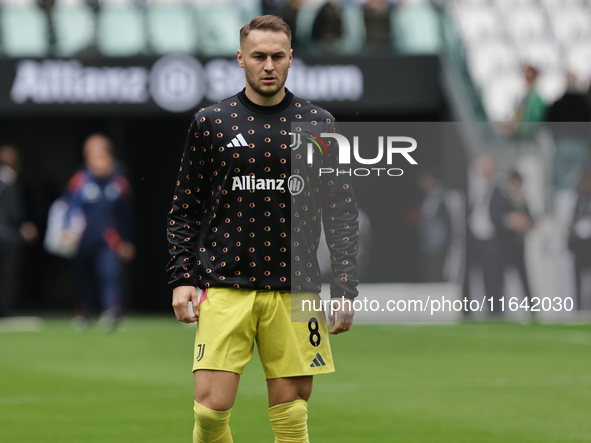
left=288, top=48, right=293, bottom=68
left=237, top=49, right=244, bottom=68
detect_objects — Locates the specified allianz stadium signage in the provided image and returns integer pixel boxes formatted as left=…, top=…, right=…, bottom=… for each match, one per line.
left=5, top=55, right=363, bottom=114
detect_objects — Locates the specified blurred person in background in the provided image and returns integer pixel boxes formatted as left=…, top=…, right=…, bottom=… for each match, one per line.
left=489, top=171, right=534, bottom=309
left=63, top=134, right=135, bottom=330
left=545, top=70, right=591, bottom=190
left=417, top=169, right=451, bottom=282
left=504, top=65, right=547, bottom=137
left=0, top=145, right=38, bottom=318
left=546, top=71, right=591, bottom=124
left=417, top=169, right=466, bottom=285
left=363, top=0, right=393, bottom=53
left=311, top=1, right=343, bottom=52
left=467, top=155, right=499, bottom=313
left=545, top=70, right=591, bottom=312
left=568, top=172, right=591, bottom=310
left=278, top=0, right=306, bottom=51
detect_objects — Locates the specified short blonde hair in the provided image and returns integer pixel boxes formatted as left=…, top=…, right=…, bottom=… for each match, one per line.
left=240, top=15, right=291, bottom=46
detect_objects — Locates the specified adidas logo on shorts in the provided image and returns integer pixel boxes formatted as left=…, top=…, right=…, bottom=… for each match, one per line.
left=310, top=352, right=326, bottom=368
left=227, top=133, right=248, bottom=148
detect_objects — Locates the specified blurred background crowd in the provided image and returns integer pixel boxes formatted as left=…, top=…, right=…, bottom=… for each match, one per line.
left=1, top=0, right=591, bottom=323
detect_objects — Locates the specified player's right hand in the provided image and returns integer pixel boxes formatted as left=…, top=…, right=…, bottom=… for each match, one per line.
left=172, top=285, right=200, bottom=323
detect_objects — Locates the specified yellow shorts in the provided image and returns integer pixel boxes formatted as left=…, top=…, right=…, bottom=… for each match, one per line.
left=192, top=287, right=335, bottom=379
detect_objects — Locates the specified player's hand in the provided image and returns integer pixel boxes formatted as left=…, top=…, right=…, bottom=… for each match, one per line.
left=328, top=296, right=355, bottom=335
left=172, top=285, right=200, bottom=323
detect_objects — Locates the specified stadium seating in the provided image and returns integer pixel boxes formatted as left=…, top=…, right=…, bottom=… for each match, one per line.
left=481, top=73, right=526, bottom=121
left=195, top=6, right=243, bottom=56
left=452, top=5, right=503, bottom=46
left=97, top=0, right=146, bottom=56
left=52, top=0, right=95, bottom=57
left=147, top=0, right=197, bottom=54
left=393, top=0, right=441, bottom=54
left=537, top=69, right=569, bottom=103
left=450, top=0, right=591, bottom=121
left=518, top=40, right=563, bottom=73
left=567, top=41, right=591, bottom=80
left=0, top=0, right=49, bottom=57
left=495, top=0, right=537, bottom=9
left=466, top=39, right=519, bottom=87
left=541, top=0, right=587, bottom=10
left=550, top=7, right=591, bottom=47
left=503, top=6, right=548, bottom=48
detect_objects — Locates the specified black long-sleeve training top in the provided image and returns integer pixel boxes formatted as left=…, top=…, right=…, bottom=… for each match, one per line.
left=166, top=88, right=359, bottom=299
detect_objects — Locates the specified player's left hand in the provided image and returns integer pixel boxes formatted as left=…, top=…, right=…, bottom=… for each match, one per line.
left=328, top=296, right=355, bottom=335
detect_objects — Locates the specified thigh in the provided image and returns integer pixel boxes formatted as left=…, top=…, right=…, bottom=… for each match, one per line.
left=193, top=288, right=258, bottom=375
left=195, top=369, right=240, bottom=411
left=267, top=375, right=313, bottom=408
left=256, top=292, right=335, bottom=380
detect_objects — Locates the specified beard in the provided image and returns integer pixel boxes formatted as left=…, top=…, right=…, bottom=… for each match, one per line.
left=244, top=69, right=287, bottom=98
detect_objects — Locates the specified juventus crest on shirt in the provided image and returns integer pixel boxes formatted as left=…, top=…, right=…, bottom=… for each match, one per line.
left=167, top=88, right=359, bottom=300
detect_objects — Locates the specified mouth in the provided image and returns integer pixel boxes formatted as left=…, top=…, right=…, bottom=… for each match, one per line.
left=262, top=77, right=276, bottom=84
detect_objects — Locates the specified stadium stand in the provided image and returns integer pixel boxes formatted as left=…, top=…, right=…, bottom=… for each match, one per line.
left=147, top=0, right=197, bottom=55
left=450, top=0, right=591, bottom=121
left=393, top=0, right=441, bottom=54
left=53, top=0, right=95, bottom=57
left=195, top=6, right=243, bottom=56
left=97, top=0, right=146, bottom=56
left=0, top=0, right=49, bottom=57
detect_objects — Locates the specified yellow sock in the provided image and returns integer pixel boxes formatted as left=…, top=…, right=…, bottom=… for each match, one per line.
left=269, top=399, right=309, bottom=443
left=193, top=401, right=233, bottom=443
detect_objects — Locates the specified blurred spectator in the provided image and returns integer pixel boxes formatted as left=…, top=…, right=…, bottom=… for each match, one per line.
left=311, top=2, right=343, bottom=52
left=489, top=171, right=534, bottom=307
left=546, top=71, right=591, bottom=124
left=64, top=134, right=135, bottom=330
left=0, top=145, right=38, bottom=318
left=417, top=170, right=451, bottom=282
left=363, top=0, right=392, bottom=53
left=467, top=155, right=500, bottom=313
left=568, top=172, right=591, bottom=310
left=278, top=0, right=306, bottom=50
left=546, top=71, right=591, bottom=190
left=504, top=65, right=547, bottom=137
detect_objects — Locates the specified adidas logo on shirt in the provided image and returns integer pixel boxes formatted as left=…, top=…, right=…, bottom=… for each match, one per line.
left=227, top=133, right=248, bottom=148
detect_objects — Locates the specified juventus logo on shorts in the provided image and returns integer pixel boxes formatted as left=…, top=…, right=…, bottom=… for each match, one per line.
left=196, top=344, right=206, bottom=362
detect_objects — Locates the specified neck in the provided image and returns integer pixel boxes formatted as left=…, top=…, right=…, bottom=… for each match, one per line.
left=244, top=85, right=286, bottom=107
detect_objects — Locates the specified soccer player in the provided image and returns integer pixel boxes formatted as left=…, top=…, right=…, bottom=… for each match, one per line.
left=167, top=15, right=358, bottom=443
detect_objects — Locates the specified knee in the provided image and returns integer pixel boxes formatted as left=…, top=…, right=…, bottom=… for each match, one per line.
left=194, top=401, right=231, bottom=431
left=269, top=399, right=308, bottom=422
left=269, top=400, right=309, bottom=441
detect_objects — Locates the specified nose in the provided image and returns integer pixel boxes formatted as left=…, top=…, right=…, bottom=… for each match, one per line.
left=264, top=56, right=274, bottom=71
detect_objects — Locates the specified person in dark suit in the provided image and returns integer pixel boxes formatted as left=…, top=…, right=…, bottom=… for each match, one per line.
left=489, top=171, right=534, bottom=311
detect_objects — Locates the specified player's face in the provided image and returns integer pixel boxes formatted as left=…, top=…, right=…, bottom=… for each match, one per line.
left=238, top=30, right=293, bottom=101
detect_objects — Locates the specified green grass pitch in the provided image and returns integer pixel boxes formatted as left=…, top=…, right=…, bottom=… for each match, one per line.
left=1, top=318, right=591, bottom=442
